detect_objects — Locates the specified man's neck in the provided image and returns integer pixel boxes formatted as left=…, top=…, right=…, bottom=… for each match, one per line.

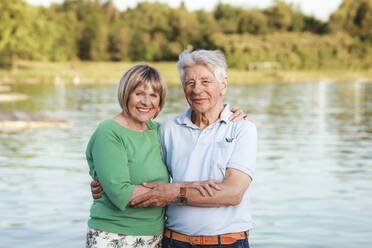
left=191, top=104, right=224, bottom=130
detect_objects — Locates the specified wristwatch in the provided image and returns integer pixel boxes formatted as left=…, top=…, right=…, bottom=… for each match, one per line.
left=176, top=187, right=187, bottom=205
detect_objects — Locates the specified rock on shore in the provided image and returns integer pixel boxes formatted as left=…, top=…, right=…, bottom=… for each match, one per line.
left=0, top=85, right=11, bottom=93
left=0, top=112, right=71, bottom=130
left=0, top=93, right=28, bottom=102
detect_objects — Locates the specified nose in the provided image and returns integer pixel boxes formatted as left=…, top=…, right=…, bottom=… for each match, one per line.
left=140, top=95, right=150, bottom=105
left=191, top=82, right=203, bottom=94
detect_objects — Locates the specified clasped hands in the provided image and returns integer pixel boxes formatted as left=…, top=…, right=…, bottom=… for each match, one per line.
left=90, top=180, right=222, bottom=208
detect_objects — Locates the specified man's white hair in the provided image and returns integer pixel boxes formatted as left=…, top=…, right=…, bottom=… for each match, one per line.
left=176, top=49, right=228, bottom=86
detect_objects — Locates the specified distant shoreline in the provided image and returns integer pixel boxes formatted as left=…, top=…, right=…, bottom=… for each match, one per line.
left=0, top=61, right=371, bottom=85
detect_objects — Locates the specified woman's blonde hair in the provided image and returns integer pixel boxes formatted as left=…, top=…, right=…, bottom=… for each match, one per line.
left=118, top=64, right=166, bottom=118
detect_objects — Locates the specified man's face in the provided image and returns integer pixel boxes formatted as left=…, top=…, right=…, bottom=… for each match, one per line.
left=183, top=64, right=226, bottom=114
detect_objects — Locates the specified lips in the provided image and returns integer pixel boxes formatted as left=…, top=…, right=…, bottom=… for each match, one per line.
left=136, top=107, right=152, bottom=113
left=191, top=98, right=208, bottom=102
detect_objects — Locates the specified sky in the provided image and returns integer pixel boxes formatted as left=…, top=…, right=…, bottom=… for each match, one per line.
left=25, top=0, right=343, bottom=21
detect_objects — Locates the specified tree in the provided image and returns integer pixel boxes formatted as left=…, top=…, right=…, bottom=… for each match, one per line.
left=238, top=10, right=268, bottom=34
left=214, top=3, right=244, bottom=34
left=75, top=1, right=109, bottom=60
left=0, top=0, right=39, bottom=69
left=264, top=0, right=293, bottom=31
left=329, top=0, right=372, bottom=40
left=169, top=8, right=201, bottom=49
left=108, top=23, right=132, bottom=61
left=194, top=10, right=220, bottom=48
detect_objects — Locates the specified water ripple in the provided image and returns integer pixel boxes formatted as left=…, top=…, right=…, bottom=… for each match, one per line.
left=1, top=82, right=372, bottom=247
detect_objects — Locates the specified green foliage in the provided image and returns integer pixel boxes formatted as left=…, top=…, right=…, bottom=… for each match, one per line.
left=0, top=0, right=38, bottom=67
left=264, top=0, right=293, bottom=31
left=0, top=0, right=371, bottom=71
left=108, top=23, right=132, bottom=61
left=329, top=0, right=372, bottom=40
left=214, top=3, right=244, bottom=33
left=211, top=32, right=370, bottom=70
left=238, top=11, right=268, bottom=34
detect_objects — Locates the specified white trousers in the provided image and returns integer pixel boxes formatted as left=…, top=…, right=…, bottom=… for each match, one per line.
left=86, top=228, right=163, bottom=248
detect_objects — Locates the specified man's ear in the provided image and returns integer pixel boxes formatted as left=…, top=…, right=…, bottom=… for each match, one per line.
left=220, top=78, right=227, bottom=96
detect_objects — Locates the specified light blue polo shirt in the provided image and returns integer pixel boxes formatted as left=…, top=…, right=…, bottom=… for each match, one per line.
left=158, top=104, right=257, bottom=235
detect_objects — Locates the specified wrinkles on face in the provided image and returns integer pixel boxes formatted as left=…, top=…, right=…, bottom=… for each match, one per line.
left=184, top=65, right=225, bottom=116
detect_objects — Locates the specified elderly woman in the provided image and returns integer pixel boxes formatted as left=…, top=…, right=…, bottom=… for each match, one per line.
left=86, top=63, right=245, bottom=248
left=85, top=64, right=169, bottom=248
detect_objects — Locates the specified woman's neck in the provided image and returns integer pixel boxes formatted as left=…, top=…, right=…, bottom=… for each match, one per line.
left=114, top=113, right=149, bottom=132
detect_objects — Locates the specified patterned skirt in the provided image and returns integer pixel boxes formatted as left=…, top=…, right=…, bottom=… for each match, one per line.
left=86, top=228, right=163, bottom=248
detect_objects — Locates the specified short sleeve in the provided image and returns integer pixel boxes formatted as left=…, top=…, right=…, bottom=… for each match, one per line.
left=227, top=121, right=257, bottom=180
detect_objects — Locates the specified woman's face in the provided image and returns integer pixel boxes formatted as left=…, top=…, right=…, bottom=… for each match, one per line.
left=126, top=83, right=160, bottom=124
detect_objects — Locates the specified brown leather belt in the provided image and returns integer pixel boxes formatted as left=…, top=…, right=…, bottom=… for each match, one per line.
left=164, top=228, right=249, bottom=245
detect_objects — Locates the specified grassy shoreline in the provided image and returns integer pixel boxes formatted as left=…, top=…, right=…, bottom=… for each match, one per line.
left=0, top=61, right=371, bottom=85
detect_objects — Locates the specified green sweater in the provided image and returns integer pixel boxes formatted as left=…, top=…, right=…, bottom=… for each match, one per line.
left=86, top=119, right=169, bottom=235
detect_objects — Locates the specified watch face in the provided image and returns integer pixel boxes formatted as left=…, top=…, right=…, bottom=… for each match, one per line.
left=177, top=195, right=187, bottom=205
left=180, top=196, right=187, bottom=203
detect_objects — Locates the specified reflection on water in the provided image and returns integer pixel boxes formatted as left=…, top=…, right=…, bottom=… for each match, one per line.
left=1, top=81, right=372, bottom=247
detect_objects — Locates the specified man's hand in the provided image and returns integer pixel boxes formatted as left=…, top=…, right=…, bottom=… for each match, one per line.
left=90, top=180, right=103, bottom=200
left=229, top=107, right=249, bottom=122
left=129, top=182, right=179, bottom=208
left=185, top=168, right=252, bottom=207
left=129, top=180, right=222, bottom=208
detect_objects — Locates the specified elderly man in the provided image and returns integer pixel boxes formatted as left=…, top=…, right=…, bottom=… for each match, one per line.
left=92, top=49, right=257, bottom=248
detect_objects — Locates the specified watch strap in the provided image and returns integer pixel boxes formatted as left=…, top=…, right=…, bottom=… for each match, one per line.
left=177, top=187, right=187, bottom=205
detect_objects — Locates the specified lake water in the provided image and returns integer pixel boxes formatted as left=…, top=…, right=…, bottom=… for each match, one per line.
left=0, top=81, right=371, bottom=247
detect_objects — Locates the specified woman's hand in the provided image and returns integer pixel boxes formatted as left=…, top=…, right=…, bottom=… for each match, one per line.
left=229, top=107, right=249, bottom=122
left=130, top=182, right=179, bottom=207
left=130, top=180, right=223, bottom=208
left=90, top=180, right=103, bottom=200
left=182, top=180, right=222, bottom=197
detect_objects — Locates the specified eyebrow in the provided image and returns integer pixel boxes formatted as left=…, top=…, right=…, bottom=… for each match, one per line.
left=185, top=77, right=212, bottom=81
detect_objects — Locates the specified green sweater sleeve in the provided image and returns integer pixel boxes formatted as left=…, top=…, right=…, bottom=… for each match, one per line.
left=91, top=125, right=135, bottom=211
